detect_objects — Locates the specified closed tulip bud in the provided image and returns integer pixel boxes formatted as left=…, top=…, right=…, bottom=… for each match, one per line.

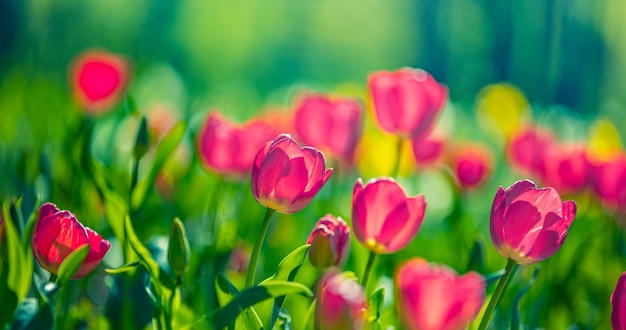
left=352, top=177, right=426, bottom=254
left=411, top=131, right=446, bottom=169
left=590, top=153, right=626, bottom=211
left=294, top=93, right=363, bottom=162
left=198, top=111, right=278, bottom=177
left=317, top=270, right=367, bottom=330
left=306, top=214, right=350, bottom=270
left=134, top=116, right=149, bottom=159
left=507, top=125, right=555, bottom=180
left=490, top=180, right=577, bottom=265
left=395, top=258, right=485, bottom=330
left=32, top=203, right=111, bottom=279
left=451, top=142, right=493, bottom=190
left=70, top=49, right=128, bottom=115
left=542, top=143, right=590, bottom=194
left=167, top=218, right=190, bottom=278
left=368, top=68, right=447, bottom=139
left=612, top=272, right=626, bottom=330
left=251, top=134, right=332, bottom=214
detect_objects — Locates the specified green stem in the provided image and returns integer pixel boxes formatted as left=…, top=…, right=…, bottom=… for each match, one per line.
left=245, top=208, right=276, bottom=287
left=360, top=251, right=378, bottom=289
left=478, top=259, right=517, bottom=330
left=391, top=137, right=405, bottom=179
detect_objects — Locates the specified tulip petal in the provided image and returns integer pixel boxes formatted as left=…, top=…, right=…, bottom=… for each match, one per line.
left=489, top=186, right=507, bottom=249
left=73, top=227, right=112, bottom=279
left=612, top=272, right=626, bottom=330
left=379, top=195, right=426, bottom=253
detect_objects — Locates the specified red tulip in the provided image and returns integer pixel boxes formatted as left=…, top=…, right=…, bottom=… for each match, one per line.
left=542, top=143, right=590, bottom=194
left=507, top=125, right=555, bottom=180
left=451, top=143, right=493, bottom=190
left=352, top=177, right=426, bottom=254
left=251, top=134, right=332, bottom=214
left=306, top=214, right=350, bottom=270
left=612, top=272, right=626, bottom=330
left=32, top=203, right=111, bottom=279
left=70, top=49, right=128, bottom=115
left=490, top=180, right=577, bottom=265
left=317, top=270, right=367, bottom=330
left=198, top=111, right=278, bottom=177
left=396, top=258, right=485, bottom=330
left=368, top=68, right=447, bottom=138
left=294, top=93, right=363, bottom=162
left=590, top=153, right=626, bottom=211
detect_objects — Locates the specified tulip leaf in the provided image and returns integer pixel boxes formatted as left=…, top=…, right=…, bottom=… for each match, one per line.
left=210, top=281, right=313, bottom=330
left=101, top=188, right=129, bottom=250
left=105, top=260, right=140, bottom=274
left=367, top=286, right=385, bottom=327
left=511, top=265, right=540, bottom=330
left=56, top=244, right=90, bottom=285
left=0, top=269, right=18, bottom=328
left=255, top=244, right=310, bottom=329
left=21, top=194, right=43, bottom=252
left=215, top=273, right=263, bottom=329
left=3, top=200, right=32, bottom=302
left=131, top=121, right=185, bottom=211
left=10, top=298, right=53, bottom=330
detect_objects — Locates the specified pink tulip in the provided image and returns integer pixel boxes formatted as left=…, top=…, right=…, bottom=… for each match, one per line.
left=451, top=143, right=493, bottom=190
left=352, top=177, right=426, bottom=254
left=490, top=180, right=577, bottom=265
left=396, top=258, right=485, bottom=330
left=317, top=270, right=367, bottom=330
left=507, top=125, right=555, bottom=180
left=306, top=214, right=350, bottom=270
left=542, top=143, right=590, bottom=194
left=70, top=49, right=128, bottom=115
left=411, top=131, right=446, bottom=168
left=590, top=153, right=626, bottom=211
left=251, top=134, right=332, bottom=214
left=198, top=111, right=278, bottom=177
left=294, top=93, right=363, bottom=162
left=368, top=68, right=447, bottom=138
left=612, top=272, right=626, bottom=330
left=32, top=203, right=111, bottom=279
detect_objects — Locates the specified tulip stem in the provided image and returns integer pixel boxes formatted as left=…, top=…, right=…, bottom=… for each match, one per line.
left=246, top=208, right=276, bottom=287
left=478, top=258, right=517, bottom=330
left=361, top=251, right=378, bottom=289
left=391, top=137, right=404, bottom=179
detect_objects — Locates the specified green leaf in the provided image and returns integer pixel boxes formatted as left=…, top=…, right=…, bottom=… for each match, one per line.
left=102, top=188, right=128, bottom=248
left=0, top=269, right=18, bottom=328
left=256, top=244, right=310, bottom=329
left=215, top=273, right=264, bottom=330
left=367, top=286, right=385, bottom=326
left=511, top=265, right=540, bottom=330
left=466, top=238, right=485, bottom=272
left=21, top=195, right=43, bottom=252
left=131, top=121, right=186, bottom=211
left=56, top=244, right=89, bottom=285
left=210, top=281, right=313, bottom=330
left=105, top=260, right=140, bottom=274
left=3, top=200, right=32, bottom=301
left=10, top=298, right=53, bottom=330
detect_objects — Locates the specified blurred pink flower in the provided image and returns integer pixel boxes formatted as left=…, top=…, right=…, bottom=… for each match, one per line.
left=542, top=142, right=590, bottom=195
left=306, top=214, right=350, bottom=270
left=411, top=131, right=446, bottom=169
left=294, top=93, right=363, bottom=162
left=395, top=258, right=485, bottom=330
left=490, top=180, right=577, bottom=265
left=590, top=153, right=626, bottom=211
left=612, top=272, right=626, bottom=330
left=70, top=49, right=128, bottom=115
left=198, top=111, right=278, bottom=177
left=450, top=143, right=493, bottom=190
left=507, top=125, right=555, bottom=180
left=317, top=270, right=367, bottom=330
left=32, top=203, right=111, bottom=279
left=251, top=134, right=332, bottom=214
left=352, top=177, right=426, bottom=254
left=369, top=68, right=447, bottom=138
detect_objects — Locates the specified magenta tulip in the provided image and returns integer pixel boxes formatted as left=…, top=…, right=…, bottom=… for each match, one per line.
left=32, top=203, right=111, bottom=279
left=411, top=131, right=446, bottom=169
left=542, top=143, right=590, bottom=194
left=294, top=93, right=363, bottom=162
left=306, top=214, right=350, bottom=270
left=590, top=153, right=626, bottom=211
left=451, top=143, right=493, bottom=190
left=251, top=134, right=332, bottom=214
left=507, top=125, right=555, bottom=180
left=490, top=180, right=577, bottom=265
left=368, top=68, right=447, bottom=138
left=352, top=177, right=426, bottom=254
left=317, top=270, right=367, bottom=330
left=198, top=111, right=278, bottom=177
left=396, top=258, right=485, bottom=330
left=612, top=272, right=626, bottom=330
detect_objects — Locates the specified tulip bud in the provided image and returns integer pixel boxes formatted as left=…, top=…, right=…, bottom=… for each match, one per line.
left=32, top=203, right=110, bottom=279
left=317, top=270, right=367, bottom=330
left=352, top=177, right=426, bottom=254
left=395, top=258, right=485, bottom=330
left=167, top=218, right=190, bottom=278
left=450, top=142, right=493, bottom=190
left=251, top=134, right=333, bottom=214
left=507, top=125, right=555, bottom=180
left=133, top=116, right=149, bottom=159
left=306, top=214, right=350, bottom=270
left=612, top=272, right=626, bottom=330
left=490, top=180, right=577, bottom=265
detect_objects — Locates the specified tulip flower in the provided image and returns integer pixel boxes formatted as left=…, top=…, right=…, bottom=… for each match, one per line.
left=450, top=143, right=493, bottom=190
left=251, top=134, right=333, bottom=214
left=198, top=111, right=278, bottom=177
left=590, top=153, right=626, bottom=211
left=507, top=125, right=555, bottom=180
left=490, top=179, right=577, bottom=265
left=70, top=49, right=128, bottom=115
left=542, top=143, right=590, bottom=194
left=612, top=272, right=626, bottom=330
left=317, top=270, right=367, bottom=330
left=32, top=203, right=111, bottom=280
left=306, top=214, right=350, bottom=270
left=352, top=177, right=426, bottom=254
left=396, top=258, right=485, bottom=330
left=411, top=131, right=446, bottom=169
left=294, top=93, right=363, bottom=162
left=368, top=67, right=447, bottom=139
